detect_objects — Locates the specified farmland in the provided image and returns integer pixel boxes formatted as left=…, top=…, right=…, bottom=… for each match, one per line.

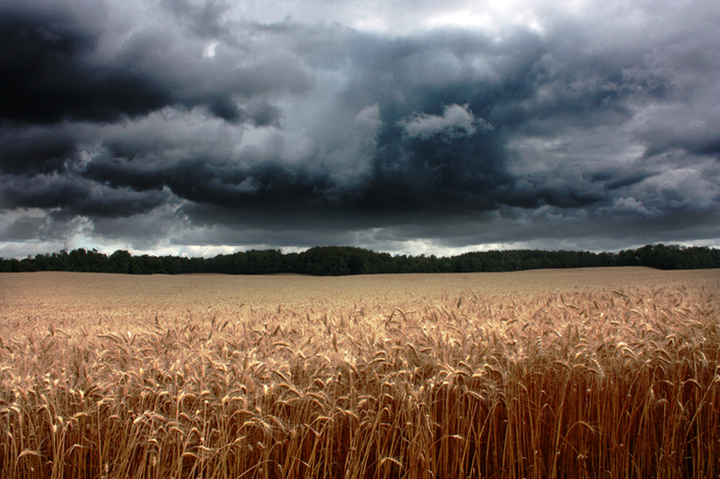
left=1, top=268, right=719, bottom=478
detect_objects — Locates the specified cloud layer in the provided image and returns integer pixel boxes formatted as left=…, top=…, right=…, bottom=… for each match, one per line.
left=1, top=0, right=719, bottom=257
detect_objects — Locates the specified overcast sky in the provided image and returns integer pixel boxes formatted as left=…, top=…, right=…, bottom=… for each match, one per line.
left=1, top=0, right=719, bottom=259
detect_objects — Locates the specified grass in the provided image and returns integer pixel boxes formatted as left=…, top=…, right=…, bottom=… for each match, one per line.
left=0, top=270, right=719, bottom=478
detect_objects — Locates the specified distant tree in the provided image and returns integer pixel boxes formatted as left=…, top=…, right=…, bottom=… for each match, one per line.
left=1, top=243, right=718, bottom=275
left=109, top=250, right=132, bottom=274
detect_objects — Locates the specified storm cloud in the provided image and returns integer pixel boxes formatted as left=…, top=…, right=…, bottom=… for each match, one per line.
left=1, top=0, right=719, bottom=257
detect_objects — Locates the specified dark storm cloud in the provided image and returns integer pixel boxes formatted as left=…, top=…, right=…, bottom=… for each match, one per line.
left=0, top=173, right=169, bottom=218
left=0, top=126, right=78, bottom=175
left=0, top=3, right=168, bottom=124
left=81, top=110, right=511, bottom=220
left=1, top=0, right=719, bottom=256
left=0, top=1, right=312, bottom=125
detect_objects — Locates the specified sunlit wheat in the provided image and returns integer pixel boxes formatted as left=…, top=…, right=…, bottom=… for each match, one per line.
left=0, top=269, right=718, bottom=478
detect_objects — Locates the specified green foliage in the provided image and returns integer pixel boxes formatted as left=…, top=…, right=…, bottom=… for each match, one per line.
left=1, top=244, right=718, bottom=276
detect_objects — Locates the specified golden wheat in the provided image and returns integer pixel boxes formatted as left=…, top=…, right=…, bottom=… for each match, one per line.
left=0, top=268, right=718, bottom=478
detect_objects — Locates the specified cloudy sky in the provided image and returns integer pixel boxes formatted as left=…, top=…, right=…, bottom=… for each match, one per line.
left=1, top=0, right=719, bottom=259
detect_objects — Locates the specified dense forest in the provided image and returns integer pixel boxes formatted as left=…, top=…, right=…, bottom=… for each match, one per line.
left=1, top=244, right=719, bottom=275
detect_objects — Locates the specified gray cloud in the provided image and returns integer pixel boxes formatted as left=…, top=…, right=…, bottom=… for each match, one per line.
left=161, top=0, right=231, bottom=39
left=398, top=103, right=493, bottom=140
left=1, top=0, right=719, bottom=258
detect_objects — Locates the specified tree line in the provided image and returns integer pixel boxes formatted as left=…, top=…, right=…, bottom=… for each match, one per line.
left=1, top=243, right=719, bottom=275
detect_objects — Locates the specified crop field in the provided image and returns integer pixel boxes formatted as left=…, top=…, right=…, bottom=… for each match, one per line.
left=1, top=267, right=719, bottom=479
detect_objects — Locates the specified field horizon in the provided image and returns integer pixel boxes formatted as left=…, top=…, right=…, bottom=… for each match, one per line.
left=3, top=267, right=717, bottom=325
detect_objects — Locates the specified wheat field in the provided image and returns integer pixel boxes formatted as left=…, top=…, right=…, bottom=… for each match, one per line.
left=1, top=267, right=719, bottom=478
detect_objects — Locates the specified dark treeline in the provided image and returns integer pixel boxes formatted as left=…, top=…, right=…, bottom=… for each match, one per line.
left=1, top=243, right=719, bottom=275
